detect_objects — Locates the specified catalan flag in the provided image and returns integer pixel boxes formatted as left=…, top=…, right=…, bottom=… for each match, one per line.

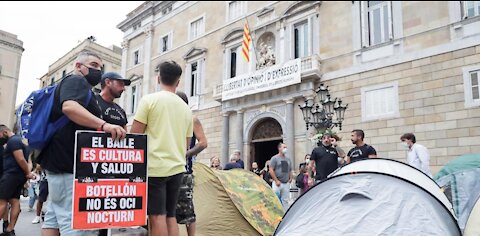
left=241, top=22, right=251, bottom=62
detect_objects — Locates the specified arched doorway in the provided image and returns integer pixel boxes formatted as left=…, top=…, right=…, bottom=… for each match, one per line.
left=250, top=118, right=283, bottom=170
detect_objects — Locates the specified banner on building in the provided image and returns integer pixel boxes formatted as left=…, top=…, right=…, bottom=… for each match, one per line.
left=72, top=131, right=147, bottom=230
left=222, top=58, right=301, bottom=101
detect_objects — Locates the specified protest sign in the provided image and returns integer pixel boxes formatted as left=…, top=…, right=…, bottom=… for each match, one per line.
left=72, top=131, right=147, bottom=230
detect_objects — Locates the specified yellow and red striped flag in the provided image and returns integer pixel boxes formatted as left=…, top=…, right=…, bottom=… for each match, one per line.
left=241, top=22, right=251, bottom=62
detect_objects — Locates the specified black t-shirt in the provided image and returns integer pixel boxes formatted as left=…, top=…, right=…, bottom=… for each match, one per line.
left=347, top=144, right=377, bottom=163
left=3, top=135, right=28, bottom=175
left=95, top=94, right=127, bottom=127
left=311, top=144, right=339, bottom=180
left=38, top=75, right=102, bottom=174
left=0, top=145, right=3, bottom=177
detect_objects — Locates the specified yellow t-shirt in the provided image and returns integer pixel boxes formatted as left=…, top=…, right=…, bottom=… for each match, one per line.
left=134, top=91, right=193, bottom=177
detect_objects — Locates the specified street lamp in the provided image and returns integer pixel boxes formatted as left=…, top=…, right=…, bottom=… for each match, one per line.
left=299, top=83, right=348, bottom=131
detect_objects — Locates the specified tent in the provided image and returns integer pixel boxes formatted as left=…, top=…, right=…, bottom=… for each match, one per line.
left=275, top=158, right=461, bottom=236
left=180, top=163, right=283, bottom=236
left=433, top=153, right=480, bottom=231
left=464, top=196, right=480, bottom=236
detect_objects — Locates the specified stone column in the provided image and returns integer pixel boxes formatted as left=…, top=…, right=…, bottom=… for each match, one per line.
left=119, top=40, right=129, bottom=108
left=143, top=25, right=153, bottom=97
left=221, top=112, right=230, bottom=167
left=285, top=99, right=296, bottom=168
left=236, top=110, right=244, bottom=162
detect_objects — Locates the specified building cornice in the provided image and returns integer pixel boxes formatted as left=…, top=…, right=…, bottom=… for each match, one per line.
left=0, top=39, right=24, bottom=52
left=47, top=39, right=121, bottom=73
left=117, top=1, right=175, bottom=32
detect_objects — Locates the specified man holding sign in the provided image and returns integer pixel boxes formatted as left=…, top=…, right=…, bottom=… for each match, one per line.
left=131, top=61, right=193, bottom=236
left=96, top=73, right=130, bottom=236
left=38, top=51, right=126, bottom=236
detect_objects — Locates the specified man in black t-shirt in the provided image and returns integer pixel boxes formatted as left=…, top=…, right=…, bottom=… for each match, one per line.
left=97, top=72, right=130, bottom=128
left=0, top=125, right=35, bottom=235
left=309, top=134, right=339, bottom=181
left=96, top=72, right=130, bottom=236
left=347, top=129, right=377, bottom=163
left=38, top=51, right=126, bottom=236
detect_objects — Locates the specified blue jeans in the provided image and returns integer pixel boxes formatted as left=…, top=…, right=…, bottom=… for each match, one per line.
left=28, top=182, right=38, bottom=208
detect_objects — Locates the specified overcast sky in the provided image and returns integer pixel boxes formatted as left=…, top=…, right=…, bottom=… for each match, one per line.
left=0, top=1, right=142, bottom=106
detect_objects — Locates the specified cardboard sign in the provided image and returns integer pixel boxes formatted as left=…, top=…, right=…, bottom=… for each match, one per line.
left=72, top=131, right=147, bottom=230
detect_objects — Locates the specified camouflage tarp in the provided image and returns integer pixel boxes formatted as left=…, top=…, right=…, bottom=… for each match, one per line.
left=182, top=163, right=283, bottom=236
left=216, top=167, right=284, bottom=236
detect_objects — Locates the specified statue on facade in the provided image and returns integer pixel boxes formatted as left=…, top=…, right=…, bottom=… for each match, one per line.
left=256, top=42, right=276, bottom=69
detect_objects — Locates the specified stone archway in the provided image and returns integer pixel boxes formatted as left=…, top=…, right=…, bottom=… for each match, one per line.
left=249, top=118, right=283, bottom=170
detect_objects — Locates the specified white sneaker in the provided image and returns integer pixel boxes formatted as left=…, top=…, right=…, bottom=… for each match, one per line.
left=32, top=216, right=41, bottom=224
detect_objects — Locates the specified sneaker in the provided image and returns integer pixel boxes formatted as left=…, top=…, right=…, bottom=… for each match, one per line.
left=32, top=216, right=41, bottom=224
left=27, top=207, right=34, bottom=212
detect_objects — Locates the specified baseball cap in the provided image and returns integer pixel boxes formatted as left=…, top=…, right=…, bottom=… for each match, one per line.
left=101, top=72, right=131, bottom=86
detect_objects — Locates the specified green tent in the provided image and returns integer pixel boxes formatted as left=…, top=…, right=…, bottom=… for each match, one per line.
left=434, top=153, right=480, bottom=180
left=434, top=153, right=480, bottom=231
left=179, top=163, right=283, bottom=236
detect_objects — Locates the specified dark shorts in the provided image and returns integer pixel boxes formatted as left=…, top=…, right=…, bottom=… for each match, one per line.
left=176, top=174, right=196, bottom=224
left=0, top=173, right=27, bottom=200
left=38, top=180, right=49, bottom=202
left=148, top=173, right=184, bottom=217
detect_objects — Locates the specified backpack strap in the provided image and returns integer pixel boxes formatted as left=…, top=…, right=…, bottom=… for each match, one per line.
left=51, top=81, right=93, bottom=129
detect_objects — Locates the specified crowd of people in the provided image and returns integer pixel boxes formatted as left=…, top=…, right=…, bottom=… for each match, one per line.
left=0, top=49, right=433, bottom=236
left=207, top=129, right=432, bottom=212
left=0, top=51, right=209, bottom=236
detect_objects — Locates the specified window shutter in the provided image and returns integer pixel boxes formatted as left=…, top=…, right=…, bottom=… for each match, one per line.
left=185, top=63, right=192, bottom=96
left=387, top=1, right=394, bottom=40
left=360, top=1, right=370, bottom=48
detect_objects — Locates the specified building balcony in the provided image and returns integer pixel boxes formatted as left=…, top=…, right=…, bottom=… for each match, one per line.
left=213, top=55, right=321, bottom=102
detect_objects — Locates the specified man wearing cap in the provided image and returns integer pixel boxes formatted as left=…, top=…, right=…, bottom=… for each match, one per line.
left=96, top=72, right=129, bottom=236
left=96, top=72, right=130, bottom=129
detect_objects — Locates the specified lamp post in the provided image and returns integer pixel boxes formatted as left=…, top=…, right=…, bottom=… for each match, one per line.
left=299, top=83, right=348, bottom=132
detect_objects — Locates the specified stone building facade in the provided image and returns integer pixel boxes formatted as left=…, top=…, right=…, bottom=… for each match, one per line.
left=118, top=1, right=480, bottom=174
left=0, top=29, right=24, bottom=128
left=39, top=38, right=122, bottom=91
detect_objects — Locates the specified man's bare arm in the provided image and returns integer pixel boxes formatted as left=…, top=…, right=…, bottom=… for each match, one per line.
left=13, top=150, right=34, bottom=179
left=63, top=100, right=126, bottom=140
left=130, top=120, right=147, bottom=134
left=269, top=166, right=279, bottom=183
left=186, top=117, right=208, bottom=157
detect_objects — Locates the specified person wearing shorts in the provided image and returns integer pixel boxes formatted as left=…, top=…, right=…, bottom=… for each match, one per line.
left=37, top=51, right=126, bottom=236
left=175, top=91, right=208, bottom=236
left=0, top=125, right=35, bottom=236
left=32, top=168, right=48, bottom=224
left=131, top=61, right=193, bottom=236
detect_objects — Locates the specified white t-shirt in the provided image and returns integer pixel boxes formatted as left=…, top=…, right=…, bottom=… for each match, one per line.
left=407, top=143, right=432, bottom=177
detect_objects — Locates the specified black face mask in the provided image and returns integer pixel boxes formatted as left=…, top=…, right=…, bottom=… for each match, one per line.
left=0, top=136, right=7, bottom=146
left=83, top=65, right=102, bottom=86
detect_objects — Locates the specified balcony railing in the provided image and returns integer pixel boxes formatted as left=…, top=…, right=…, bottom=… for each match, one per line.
left=213, top=55, right=321, bottom=101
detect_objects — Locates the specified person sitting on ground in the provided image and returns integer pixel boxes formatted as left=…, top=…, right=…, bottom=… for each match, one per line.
left=210, top=156, right=222, bottom=170
left=233, top=150, right=244, bottom=169
left=251, top=162, right=261, bottom=176
left=224, top=154, right=242, bottom=170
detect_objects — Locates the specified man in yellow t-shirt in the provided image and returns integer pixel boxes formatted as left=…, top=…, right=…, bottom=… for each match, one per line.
left=131, top=61, right=193, bottom=236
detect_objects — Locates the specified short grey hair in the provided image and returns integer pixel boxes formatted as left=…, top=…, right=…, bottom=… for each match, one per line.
left=75, top=50, right=101, bottom=64
left=0, top=124, right=10, bottom=132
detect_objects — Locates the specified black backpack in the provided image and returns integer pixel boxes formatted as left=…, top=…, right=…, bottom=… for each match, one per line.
left=295, top=173, right=305, bottom=189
